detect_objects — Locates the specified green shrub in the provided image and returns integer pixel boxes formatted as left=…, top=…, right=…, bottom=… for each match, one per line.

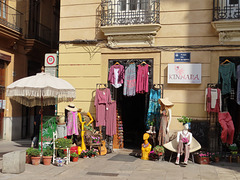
left=43, top=146, right=53, bottom=156
left=30, top=148, right=40, bottom=157
left=177, top=116, right=192, bottom=124
left=70, top=152, right=78, bottom=157
left=55, top=138, right=72, bottom=149
left=26, top=147, right=34, bottom=155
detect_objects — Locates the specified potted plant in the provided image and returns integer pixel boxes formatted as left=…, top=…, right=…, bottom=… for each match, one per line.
left=149, top=151, right=160, bottom=161
left=229, top=144, right=238, bottom=155
left=91, top=148, right=98, bottom=157
left=70, top=152, right=79, bottom=162
left=26, top=147, right=34, bottom=164
left=177, top=116, right=192, bottom=129
left=210, top=152, right=220, bottom=163
left=87, top=149, right=93, bottom=158
left=30, top=148, right=41, bottom=165
left=42, top=146, right=53, bottom=165
left=80, top=150, right=88, bottom=158
left=194, top=151, right=210, bottom=165
left=153, top=145, right=165, bottom=156
left=55, top=138, right=72, bottom=159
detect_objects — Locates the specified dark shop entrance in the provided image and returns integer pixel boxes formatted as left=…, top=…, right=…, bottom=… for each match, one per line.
left=109, top=59, right=153, bottom=149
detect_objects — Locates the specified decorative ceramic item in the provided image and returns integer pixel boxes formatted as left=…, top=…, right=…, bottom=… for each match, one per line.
left=56, top=157, right=65, bottom=167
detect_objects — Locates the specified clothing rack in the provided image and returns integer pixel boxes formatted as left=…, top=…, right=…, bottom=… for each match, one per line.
left=206, top=83, right=223, bottom=156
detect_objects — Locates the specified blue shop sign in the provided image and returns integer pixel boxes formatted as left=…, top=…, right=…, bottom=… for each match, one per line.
left=174, top=53, right=191, bottom=62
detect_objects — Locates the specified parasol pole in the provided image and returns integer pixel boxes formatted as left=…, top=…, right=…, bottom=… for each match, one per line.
left=41, top=95, right=43, bottom=153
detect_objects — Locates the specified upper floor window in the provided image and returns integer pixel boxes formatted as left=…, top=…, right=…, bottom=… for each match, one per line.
left=101, top=0, right=160, bottom=26
left=213, top=0, right=240, bottom=20
left=0, top=0, right=7, bottom=19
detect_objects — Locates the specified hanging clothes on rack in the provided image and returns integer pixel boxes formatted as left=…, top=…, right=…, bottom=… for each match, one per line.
left=218, top=112, right=235, bottom=145
left=146, top=88, right=161, bottom=130
left=237, top=65, right=240, bottom=105
left=94, top=88, right=112, bottom=127
left=218, top=61, right=236, bottom=95
left=108, top=64, right=125, bottom=88
left=204, top=87, right=222, bottom=112
left=123, top=63, right=136, bottom=96
left=136, top=64, right=149, bottom=94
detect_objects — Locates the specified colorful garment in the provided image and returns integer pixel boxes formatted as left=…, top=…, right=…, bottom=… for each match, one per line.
left=204, top=87, right=222, bottom=112
left=136, top=64, right=149, bottom=94
left=108, top=64, right=125, bottom=88
left=94, top=88, right=112, bottom=127
left=158, top=109, right=170, bottom=145
left=106, top=101, right=116, bottom=136
left=123, top=63, right=136, bottom=96
left=146, top=88, right=161, bottom=129
left=218, top=112, right=235, bottom=145
left=57, top=124, right=67, bottom=138
left=237, top=65, right=240, bottom=105
left=218, top=62, right=236, bottom=95
left=66, top=111, right=79, bottom=136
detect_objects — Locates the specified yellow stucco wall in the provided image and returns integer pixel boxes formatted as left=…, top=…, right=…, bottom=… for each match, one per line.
left=59, top=0, right=240, bottom=131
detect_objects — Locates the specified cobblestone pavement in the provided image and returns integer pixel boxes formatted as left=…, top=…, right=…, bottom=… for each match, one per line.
left=0, top=140, right=240, bottom=180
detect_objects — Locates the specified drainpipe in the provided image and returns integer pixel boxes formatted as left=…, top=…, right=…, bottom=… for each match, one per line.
left=55, top=50, right=59, bottom=116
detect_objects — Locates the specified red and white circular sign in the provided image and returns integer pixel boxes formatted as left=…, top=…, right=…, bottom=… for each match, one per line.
left=45, top=53, right=57, bottom=66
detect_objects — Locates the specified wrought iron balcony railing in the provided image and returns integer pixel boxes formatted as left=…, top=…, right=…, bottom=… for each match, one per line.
left=25, top=20, right=51, bottom=45
left=213, top=0, right=240, bottom=20
left=101, top=0, right=160, bottom=26
left=0, top=1, right=22, bottom=33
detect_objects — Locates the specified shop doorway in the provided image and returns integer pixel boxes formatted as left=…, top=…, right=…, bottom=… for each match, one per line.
left=219, top=57, right=240, bottom=136
left=109, top=59, right=153, bottom=149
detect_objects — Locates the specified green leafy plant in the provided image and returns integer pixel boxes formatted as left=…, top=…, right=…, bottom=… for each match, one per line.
left=177, top=116, right=192, bottom=124
left=43, top=146, right=53, bottom=156
left=26, top=147, right=34, bottom=155
left=91, top=148, right=98, bottom=155
left=80, top=150, right=88, bottom=157
left=30, top=148, right=40, bottom=157
left=153, top=145, right=165, bottom=154
left=70, top=152, right=78, bottom=158
left=55, top=138, right=72, bottom=149
left=229, top=144, right=238, bottom=151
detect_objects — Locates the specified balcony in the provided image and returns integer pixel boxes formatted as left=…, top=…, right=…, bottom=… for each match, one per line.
left=100, top=0, right=161, bottom=46
left=25, top=20, right=51, bottom=46
left=0, top=2, right=22, bottom=39
left=212, top=0, right=240, bottom=44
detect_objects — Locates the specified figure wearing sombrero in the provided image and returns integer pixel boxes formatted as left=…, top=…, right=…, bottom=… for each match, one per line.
left=158, top=98, right=174, bottom=146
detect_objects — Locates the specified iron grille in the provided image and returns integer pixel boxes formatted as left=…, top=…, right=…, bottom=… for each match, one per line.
left=101, top=0, right=160, bottom=26
left=213, top=0, right=240, bottom=20
left=0, top=1, right=22, bottom=33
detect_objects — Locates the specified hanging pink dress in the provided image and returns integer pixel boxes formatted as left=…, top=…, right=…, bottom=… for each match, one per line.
left=136, top=64, right=149, bottom=94
left=94, top=88, right=112, bottom=127
left=66, top=111, right=79, bottom=136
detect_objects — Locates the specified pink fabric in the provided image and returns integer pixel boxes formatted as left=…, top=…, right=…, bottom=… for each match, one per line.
left=94, top=88, right=112, bottom=127
left=106, top=101, right=116, bottom=136
left=206, top=88, right=221, bottom=112
left=218, top=112, right=235, bottom=144
left=136, top=64, right=149, bottom=94
left=108, top=64, right=125, bottom=85
left=66, top=111, right=79, bottom=136
left=177, top=133, right=190, bottom=160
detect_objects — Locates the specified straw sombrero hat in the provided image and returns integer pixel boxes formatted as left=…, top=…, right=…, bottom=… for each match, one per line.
left=65, top=103, right=78, bottom=111
left=158, top=98, right=174, bottom=107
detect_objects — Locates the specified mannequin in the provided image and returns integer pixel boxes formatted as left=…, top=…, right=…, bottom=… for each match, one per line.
left=158, top=98, right=174, bottom=146
left=57, top=116, right=67, bottom=139
left=175, top=123, right=192, bottom=165
left=65, top=103, right=79, bottom=144
left=141, top=133, right=152, bottom=160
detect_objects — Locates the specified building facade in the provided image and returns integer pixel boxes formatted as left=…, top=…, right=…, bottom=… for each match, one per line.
left=1, top=0, right=60, bottom=141
left=59, top=0, right=240, bottom=149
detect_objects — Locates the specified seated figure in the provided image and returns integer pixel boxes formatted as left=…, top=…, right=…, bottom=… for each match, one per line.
left=141, top=133, right=152, bottom=160
left=175, top=123, right=192, bottom=165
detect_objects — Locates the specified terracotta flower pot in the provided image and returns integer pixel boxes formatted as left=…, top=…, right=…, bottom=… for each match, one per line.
left=91, top=154, right=96, bottom=158
left=215, top=157, right=220, bottom=163
left=71, top=156, right=78, bottom=162
left=31, top=156, right=41, bottom=165
left=43, top=156, right=53, bottom=165
left=26, top=155, right=32, bottom=164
